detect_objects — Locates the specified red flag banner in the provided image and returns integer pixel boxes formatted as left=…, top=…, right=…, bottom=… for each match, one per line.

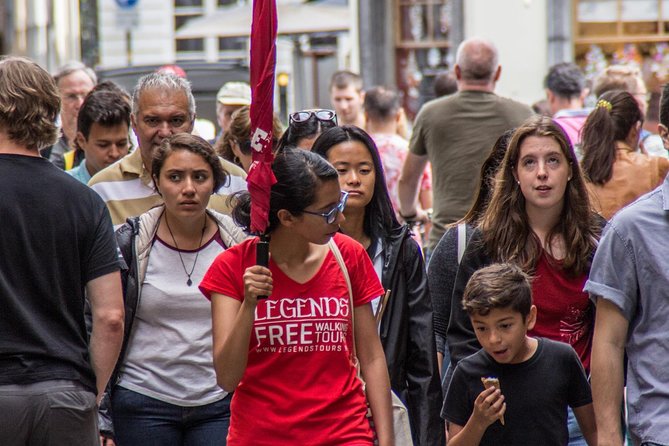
left=248, top=0, right=278, bottom=235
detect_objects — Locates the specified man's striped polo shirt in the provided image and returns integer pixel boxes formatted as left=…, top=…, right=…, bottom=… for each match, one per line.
left=88, top=148, right=247, bottom=227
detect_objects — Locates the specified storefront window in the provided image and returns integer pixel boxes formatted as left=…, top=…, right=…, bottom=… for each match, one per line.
left=395, top=0, right=452, bottom=119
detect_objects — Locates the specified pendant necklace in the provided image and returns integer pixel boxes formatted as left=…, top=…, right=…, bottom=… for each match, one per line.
left=165, top=213, right=207, bottom=286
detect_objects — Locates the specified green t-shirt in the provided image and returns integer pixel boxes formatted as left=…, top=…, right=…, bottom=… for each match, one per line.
left=410, top=90, right=533, bottom=249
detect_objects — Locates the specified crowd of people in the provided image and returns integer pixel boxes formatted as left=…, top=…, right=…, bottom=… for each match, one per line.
left=2, top=31, right=669, bottom=446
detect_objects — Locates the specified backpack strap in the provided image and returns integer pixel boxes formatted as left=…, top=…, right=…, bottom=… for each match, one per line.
left=457, top=222, right=467, bottom=264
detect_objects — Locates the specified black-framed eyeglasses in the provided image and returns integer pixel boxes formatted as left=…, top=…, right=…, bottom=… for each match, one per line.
left=302, top=191, right=348, bottom=224
left=289, top=109, right=338, bottom=126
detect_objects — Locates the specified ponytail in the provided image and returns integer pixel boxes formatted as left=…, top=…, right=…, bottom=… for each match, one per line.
left=581, top=90, right=642, bottom=185
left=230, top=191, right=252, bottom=232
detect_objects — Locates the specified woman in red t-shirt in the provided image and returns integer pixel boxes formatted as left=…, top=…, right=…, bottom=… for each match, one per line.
left=200, top=148, right=393, bottom=446
left=312, top=125, right=443, bottom=445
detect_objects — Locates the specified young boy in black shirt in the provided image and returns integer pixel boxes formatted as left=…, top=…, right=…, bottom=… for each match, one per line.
left=443, top=263, right=596, bottom=446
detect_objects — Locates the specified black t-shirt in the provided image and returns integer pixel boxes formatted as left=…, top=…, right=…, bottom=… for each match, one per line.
left=443, top=338, right=592, bottom=446
left=0, top=154, right=121, bottom=392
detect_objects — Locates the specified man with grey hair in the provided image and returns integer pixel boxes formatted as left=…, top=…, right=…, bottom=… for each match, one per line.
left=0, top=56, right=124, bottom=445
left=43, top=61, right=98, bottom=169
left=89, top=72, right=247, bottom=226
left=399, top=37, right=533, bottom=252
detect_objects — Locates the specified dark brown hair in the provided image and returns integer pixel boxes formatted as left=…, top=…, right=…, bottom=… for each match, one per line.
left=0, top=57, right=60, bottom=150
left=231, top=148, right=338, bottom=234
left=76, top=86, right=131, bottom=145
left=152, top=133, right=227, bottom=192
left=463, top=263, right=533, bottom=319
left=312, top=125, right=399, bottom=241
left=363, top=86, right=400, bottom=122
left=479, top=115, right=599, bottom=276
left=660, top=83, right=669, bottom=127
left=581, top=90, right=642, bottom=185
left=456, top=128, right=515, bottom=226
left=433, top=71, right=458, bottom=98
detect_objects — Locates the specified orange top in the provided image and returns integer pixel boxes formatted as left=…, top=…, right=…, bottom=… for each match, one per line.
left=587, top=143, right=669, bottom=220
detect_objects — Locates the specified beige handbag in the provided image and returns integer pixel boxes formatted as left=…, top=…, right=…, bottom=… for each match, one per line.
left=328, top=239, right=414, bottom=446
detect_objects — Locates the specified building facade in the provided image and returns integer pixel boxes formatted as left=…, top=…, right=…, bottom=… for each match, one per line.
left=4, top=0, right=666, bottom=124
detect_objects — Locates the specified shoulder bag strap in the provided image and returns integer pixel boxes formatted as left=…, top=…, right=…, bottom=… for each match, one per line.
left=457, top=222, right=467, bottom=264
left=328, top=239, right=357, bottom=360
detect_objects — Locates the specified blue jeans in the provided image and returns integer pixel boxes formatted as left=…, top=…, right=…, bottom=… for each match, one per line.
left=567, top=406, right=587, bottom=446
left=111, top=387, right=231, bottom=446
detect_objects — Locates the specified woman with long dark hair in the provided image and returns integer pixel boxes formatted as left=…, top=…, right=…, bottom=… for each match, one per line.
left=312, top=125, right=443, bottom=446
left=200, top=148, right=393, bottom=445
left=581, top=89, right=669, bottom=219
left=445, top=116, right=600, bottom=445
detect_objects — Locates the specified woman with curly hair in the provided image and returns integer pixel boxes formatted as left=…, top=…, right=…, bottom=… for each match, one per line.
left=110, top=134, right=246, bottom=445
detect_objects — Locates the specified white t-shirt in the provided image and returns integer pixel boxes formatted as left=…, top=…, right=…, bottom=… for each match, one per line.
left=118, top=234, right=226, bottom=406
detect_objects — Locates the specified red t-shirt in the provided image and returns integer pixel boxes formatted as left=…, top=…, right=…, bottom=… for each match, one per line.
left=200, top=233, right=384, bottom=446
left=529, top=252, right=593, bottom=372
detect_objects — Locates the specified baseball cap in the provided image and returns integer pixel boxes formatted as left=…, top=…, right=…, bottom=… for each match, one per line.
left=216, top=82, right=252, bottom=106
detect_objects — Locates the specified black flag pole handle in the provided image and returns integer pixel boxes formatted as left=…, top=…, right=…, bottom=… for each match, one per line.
left=256, top=233, right=270, bottom=299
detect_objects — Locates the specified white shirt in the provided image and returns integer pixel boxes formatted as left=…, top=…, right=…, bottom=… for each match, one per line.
left=118, top=234, right=227, bottom=406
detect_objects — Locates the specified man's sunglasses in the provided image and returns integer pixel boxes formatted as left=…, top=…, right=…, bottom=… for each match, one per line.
left=302, top=191, right=349, bottom=225
left=289, top=109, right=338, bottom=126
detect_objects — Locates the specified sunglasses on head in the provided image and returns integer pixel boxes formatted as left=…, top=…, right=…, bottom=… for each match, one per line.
left=289, top=109, right=338, bottom=126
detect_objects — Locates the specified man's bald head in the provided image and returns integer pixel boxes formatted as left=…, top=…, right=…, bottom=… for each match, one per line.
left=455, top=38, right=499, bottom=86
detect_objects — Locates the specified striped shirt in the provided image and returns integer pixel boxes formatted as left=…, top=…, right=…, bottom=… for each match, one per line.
left=88, top=149, right=247, bottom=226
